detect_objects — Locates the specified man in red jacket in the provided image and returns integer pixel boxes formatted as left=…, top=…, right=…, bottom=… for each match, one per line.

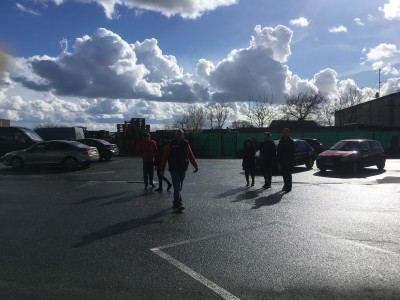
left=138, top=132, right=157, bottom=189
left=160, top=129, right=198, bottom=211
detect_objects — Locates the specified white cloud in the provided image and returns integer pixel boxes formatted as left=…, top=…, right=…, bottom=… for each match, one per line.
left=289, top=17, right=309, bottom=27
left=16, top=3, right=41, bottom=16
left=353, top=18, right=364, bottom=26
left=31, top=0, right=237, bottom=19
left=313, top=68, right=337, bottom=96
left=12, top=28, right=207, bottom=103
left=197, top=25, right=293, bottom=102
left=367, top=14, right=378, bottom=22
left=366, top=43, right=399, bottom=61
left=379, top=0, right=400, bottom=21
left=328, top=25, right=348, bottom=33
left=381, top=77, right=400, bottom=95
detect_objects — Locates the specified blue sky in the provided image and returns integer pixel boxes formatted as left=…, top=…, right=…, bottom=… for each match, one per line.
left=0, top=0, right=400, bottom=131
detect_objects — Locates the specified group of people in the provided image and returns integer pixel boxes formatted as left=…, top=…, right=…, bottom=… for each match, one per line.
left=138, top=129, right=198, bottom=211
left=242, top=128, right=295, bottom=193
left=138, top=127, right=294, bottom=212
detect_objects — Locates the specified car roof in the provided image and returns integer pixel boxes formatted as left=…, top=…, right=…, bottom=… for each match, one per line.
left=339, top=139, right=378, bottom=142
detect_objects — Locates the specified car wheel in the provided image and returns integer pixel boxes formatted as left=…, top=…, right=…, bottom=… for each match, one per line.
left=64, top=157, right=78, bottom=171
left=352, top=161, right=360, bottom=174
left=377, top=158, right=386, bottom=170
left=305, top=158, right=314, bottom=169
left=104, top=155, right=112, bottom=161
left=11, top=157, right=24, bottom=170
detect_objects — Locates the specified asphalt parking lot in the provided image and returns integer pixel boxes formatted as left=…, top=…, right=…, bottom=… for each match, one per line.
left=1, top=158, right=400, bottom=299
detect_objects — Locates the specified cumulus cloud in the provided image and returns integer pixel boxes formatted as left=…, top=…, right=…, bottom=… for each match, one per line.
left=379, top=0, right=400, bottom=21
left=366, top=43, right=399, bottom=61
left=313, top=68, right=337, bottom=96
left=328, top=25, right=347, bottom=33
left=197, top=25, right=294, bottom=103
left=31, top=0, right=237, bottom=19
left=289, top=17, right=309, bottom=27
left=381, top=77, right=400, bottom=95
left=12, top=28, right=206, bottom=103
left=353, top=18, right=364, bottom=26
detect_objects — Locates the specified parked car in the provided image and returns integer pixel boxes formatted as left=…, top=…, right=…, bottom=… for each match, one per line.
left=300, top=138, right=324, bottom=155
left=316, top=139, right=386, bottom=173
left=77, top=138, right=119, bottom=160
left=2, top=140, right=99, bottom=171
left=255, top=139, right=315, bottom=171
left=0, top=126, right=43, bottom=157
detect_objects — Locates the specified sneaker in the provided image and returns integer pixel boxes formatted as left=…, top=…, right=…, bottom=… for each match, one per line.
left=167, top=183, right=172, bottom=191
left=155, top=187, right=163, bottom=192
left=251, top=182, right=254, bottom=187
left=150, top=183, right=156, bottom=188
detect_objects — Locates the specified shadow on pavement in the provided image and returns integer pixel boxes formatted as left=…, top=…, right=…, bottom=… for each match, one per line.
left=252, top=191, right=285, bottom=209
left=313, top=168, right=386, bottom=179
left=233, top=187, right=264, bottom=202
left=72, top=209, right=170, bottom=248
left=214, top=187, right=247, bottom=199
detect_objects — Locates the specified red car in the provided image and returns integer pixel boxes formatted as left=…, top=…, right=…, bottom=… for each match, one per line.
left=316, top=139, right=386, bottom=173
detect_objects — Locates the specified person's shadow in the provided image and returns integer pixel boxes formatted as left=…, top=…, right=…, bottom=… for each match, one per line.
left=251, top=191, right=284, bottom=209
left=72, top=209, right=170, bottom=248
left=233, top=187, right=264, bottom=202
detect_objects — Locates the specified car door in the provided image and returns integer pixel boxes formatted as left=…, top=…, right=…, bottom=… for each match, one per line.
left=46, top=141, right=73, bottom=164
left=359, top=141, right=372, bottom=167
left=294, top=141, right=307, bottom=165
left=24, top=142, right=49, bottom=165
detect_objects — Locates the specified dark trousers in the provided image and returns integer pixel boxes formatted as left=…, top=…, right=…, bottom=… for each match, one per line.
left=142, top=162, right=154, bottom=187
left=262, top=163, right=273, bottom=186
left=156, top=166, right=171, bottom=188
left=280, top=161, right=292, bottom=190
left=170, top=170, right=186, bottom=207
left=244, top=169, right=255, bottom=185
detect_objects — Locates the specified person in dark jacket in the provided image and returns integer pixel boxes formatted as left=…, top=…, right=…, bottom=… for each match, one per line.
left=259, top=132, right=276, bottom=188
left=160, top=129, right=198, bottom=211
left=154, top=139, right=172, bottom=192
left=277, top=128, right=295, bottom=192
left=242, top=138, right=256, bottom=187
left=138, top=132, right=157, bottom=189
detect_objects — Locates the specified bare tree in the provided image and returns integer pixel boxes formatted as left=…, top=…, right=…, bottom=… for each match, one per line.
left=282, top=91, right=325, bottom=121
left=231, top=120, right=253, bottom=129
left=175, top=105, right=206, bottom=132
left=317, top=100, right=336, bottom=126
left=241, top=94, right=275, bottom=127
left=333, top=86, right=372, bottom=125
left=207, top=101, right=231, bottom=129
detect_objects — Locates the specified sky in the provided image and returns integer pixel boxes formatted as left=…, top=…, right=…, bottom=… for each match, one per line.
left=0, top=0, right=400, bottom=131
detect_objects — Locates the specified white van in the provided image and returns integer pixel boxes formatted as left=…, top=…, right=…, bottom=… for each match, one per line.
left=0, top=127, right=43, bottom=157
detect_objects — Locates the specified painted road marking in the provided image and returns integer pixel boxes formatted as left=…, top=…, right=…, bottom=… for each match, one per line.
left=150, top=247, right=241, bottom=300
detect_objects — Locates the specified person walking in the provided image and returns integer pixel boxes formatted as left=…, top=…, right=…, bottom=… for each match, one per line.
left=154, top=139, right=172, bottom=192
left=259, top=132, right=276, bottom=188
left=242, top=138, right=256, bottom=187
left=277, top=128, right=295, bottom=193
left=138, top=132, right=157, bottom=189
left=160, top=129, right=198, bottom=211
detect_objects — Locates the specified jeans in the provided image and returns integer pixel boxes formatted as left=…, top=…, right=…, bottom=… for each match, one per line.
left=143, top=162, right=154, bottom=187
left=170, top=170, right=186, bottom=207
left=156, top=166, right=171, bottom=188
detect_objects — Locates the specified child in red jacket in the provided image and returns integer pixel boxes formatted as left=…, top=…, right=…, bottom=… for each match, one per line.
left=138, top=132, right=157, bottom=189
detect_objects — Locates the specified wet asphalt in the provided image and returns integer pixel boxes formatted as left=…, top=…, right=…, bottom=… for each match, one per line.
left=1, top=157, right=400, bottom=299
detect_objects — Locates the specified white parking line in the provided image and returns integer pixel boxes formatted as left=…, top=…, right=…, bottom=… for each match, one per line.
left=150, top=247, right=241, bottom=300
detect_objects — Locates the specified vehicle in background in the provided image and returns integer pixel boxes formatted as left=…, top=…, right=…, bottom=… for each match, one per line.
left=300, top=138, right=324, bottom=155
left=316, top=139, right=386, bottom=173
left=255, top=139, right=315, bottom=172
left=0, top=126, right=43, bottom=157
left=35, top=127, right=85, bottom=141
left=77, top=138, right=119, bottom=161
left=2, top=140, right=99, bottom=171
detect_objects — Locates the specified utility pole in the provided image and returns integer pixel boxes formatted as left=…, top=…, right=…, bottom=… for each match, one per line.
left=378, top=68, right=386, bottom=98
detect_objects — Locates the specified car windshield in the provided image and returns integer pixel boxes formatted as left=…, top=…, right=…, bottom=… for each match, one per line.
left=330, top=141, right=359, bottom=151
left=21, top=129, right=43, bottom=142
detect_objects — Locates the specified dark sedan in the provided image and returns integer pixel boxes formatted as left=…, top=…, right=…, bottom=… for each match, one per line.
left=256, top=139, right=315, bottom=172
left=77, top=138, right=119, bottom=161
left=316, top=139, right=386, bottom=173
